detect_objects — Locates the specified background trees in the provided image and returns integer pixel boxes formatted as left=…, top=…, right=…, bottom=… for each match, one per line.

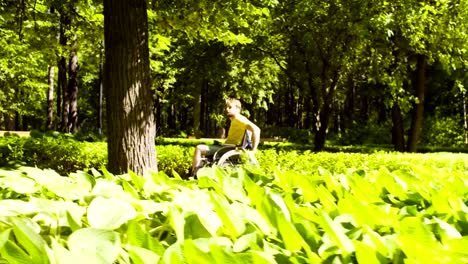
left=0, top=0, right=467, bottom=156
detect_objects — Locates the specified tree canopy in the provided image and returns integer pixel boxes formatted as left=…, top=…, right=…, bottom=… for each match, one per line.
left=1, top=0, right=467, bottom=160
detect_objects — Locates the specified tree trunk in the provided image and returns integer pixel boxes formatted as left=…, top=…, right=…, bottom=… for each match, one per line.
left=58, top=13, right=69, bottom=132
left=391, top=102, right=405, bottom=151
left=47, top=66, right=55, bottom=130
left=193, top=82, right=202, bottom=138
left=67, top=47, right=79, bottom=133
left=97, top=59, right=104, bottom=135
left=104, top=0, right=157, bottom=175
left=464, top=92, right=468, bottom=145
left=406, top=55, right=426, bottom=152
left=4, top=113, right=16, bottom=131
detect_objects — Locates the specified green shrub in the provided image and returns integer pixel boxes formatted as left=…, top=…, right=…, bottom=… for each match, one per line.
left=422, top=116, right=465, bottom=147
left=0, top=133, right=107, bottom=174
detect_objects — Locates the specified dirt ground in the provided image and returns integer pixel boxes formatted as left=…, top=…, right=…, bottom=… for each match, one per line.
left=0, top=131, right=31, bottom=137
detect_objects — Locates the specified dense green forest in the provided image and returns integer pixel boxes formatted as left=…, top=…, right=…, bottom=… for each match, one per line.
left=1, top=0, right=468, bottom=153
left=1, top=1, right=468, bottom=262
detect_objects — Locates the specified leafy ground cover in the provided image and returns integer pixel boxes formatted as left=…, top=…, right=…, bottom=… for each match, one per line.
left=1, top=133, right=468, bottom=263
left=0, top=158, right=467, bottom=263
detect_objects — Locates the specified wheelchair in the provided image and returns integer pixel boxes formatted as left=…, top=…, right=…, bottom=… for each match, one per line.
left=200, top=132, right=258, bottom=169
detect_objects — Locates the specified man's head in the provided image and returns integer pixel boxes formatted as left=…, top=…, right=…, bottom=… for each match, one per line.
left=225, top=98, right=241, bottom=118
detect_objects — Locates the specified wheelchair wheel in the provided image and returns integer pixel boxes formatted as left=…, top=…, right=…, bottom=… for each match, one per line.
left=216, top=149, right=242, bottom=167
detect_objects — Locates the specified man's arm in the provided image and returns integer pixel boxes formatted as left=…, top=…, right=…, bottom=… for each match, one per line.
left=246, top=121, right=261, bottom=152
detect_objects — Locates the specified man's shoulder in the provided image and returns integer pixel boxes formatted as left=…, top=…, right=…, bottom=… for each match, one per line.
left=234, top=114, right=250, bottom=123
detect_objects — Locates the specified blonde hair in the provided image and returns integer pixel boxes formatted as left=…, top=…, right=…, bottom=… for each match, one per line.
left=226, top=98, right=241, bottom=110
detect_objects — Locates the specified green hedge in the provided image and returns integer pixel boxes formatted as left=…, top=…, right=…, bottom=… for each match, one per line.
left=1, top=133, right=468, bottom=178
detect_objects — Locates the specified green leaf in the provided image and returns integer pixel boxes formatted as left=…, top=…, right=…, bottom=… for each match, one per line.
left=67, top=228, right=121, bottom=264
left=233, top=233, right=258, bottom=252
left=353, top=240, right=382, bottom=264
left=0, top=171, right=38, bottom=194
left=318, top=212, right=354, bottom=255
left=31, top=168, right=91, bottom=200
left=0, top=240, right=32, bottom=264
left=126, top=220, right=165, bottom=255
left=210, top=191, right=246, bottom=238
left=162, top=242, right=185, bottom=264
left=87, top=197, right=137, bottom=230
left=183, top=239, right=216, bottom=264
left=126, top=245, right=161, bottom=264
left=397, top=217, right=438, bottom=262
left=11, top=217, right=48, bottom=264
left=184, top=214, right=212, bottom=239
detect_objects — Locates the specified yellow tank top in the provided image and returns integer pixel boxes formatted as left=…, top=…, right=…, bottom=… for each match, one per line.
left=224, top=115, right=249, bottom=145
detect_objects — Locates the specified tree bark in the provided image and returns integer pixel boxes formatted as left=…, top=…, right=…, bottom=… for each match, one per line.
left=104, top=0, right=157, bottom=175
left=193, top=81, right=202, bottom=138
left=406, top=54, right=426, bottom=152
left=67, top=47, right=79, bottom=133
left=97, top=60, right=104, bottom=135
left=58, top=13, right=69, bottom=132
left=464, top=92, right=468, bottom=145
left=391, top=102, right=405, bottom=151
left=47, top=66, right=55, bottom=130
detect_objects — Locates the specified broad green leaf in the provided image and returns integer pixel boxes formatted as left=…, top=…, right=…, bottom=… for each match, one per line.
left=276, top=209, right=303, bottom=252
left=232, top=202, right=274, bottom=236
left=210, top=191, right=246, bottom=238
left=126, top=245, right=161, bottom=264
left=0, top=172, right=38, bottom=194
left=29, top=198, right=86, bottom=229
left=353, top=240, right=381, bottom=264
left=362, top=226, right=390, bottom=258
left=91, top=180, right=133, bottom=200
left=184, top=214, right=212, bottom=239
left=221, top=175, right=247, bottom=202
left=121, top=179, right=140, bottom=199
left=128, top=170, right=145, bottom=191
left=49, top=239, right=84, bottom=264
left=162, top=242, right=185, bottom=264
left=233, top=233, right=258, bottom=252
left=0, top=240, right=32, bottom=264
left=0, top=200, right=32, bottom=217
left=316, top=185, right=338, bottom=212
left=397, top=217, right=438, bottom=263
left=67, top=228, right=120, bottom=264
left=318, top=212, right=354, bottom=255
left=169, top=206, right=186, bottom=242
left=11, top=217, right=48, bottom=264
left=183, top=239, right=216, bottom=264
left=66, top=210, right=81, bottom=232
left=346, top=172, right=381, bottom=203
left=87, top=197, right=137, bottom=230
left=126, top=220, right=165, bottom=255
left=338, top=194, right=395, bottom=227
left=433, top=217, right=462, bottom=240
left=31, top=168, right=91, bottom=200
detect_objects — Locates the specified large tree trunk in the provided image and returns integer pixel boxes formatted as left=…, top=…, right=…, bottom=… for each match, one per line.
left=104, top=0, right=157, bottom=175
left=67, top=47, right=79, bottom=133
left=97, top=61, right=104, bottom=135
left=406, top=55, right=426, bottom=152
left=391, top=102, right=405, bottom=151
left=47, top=66, right=55, bottom=130
left=58, top=13, right=69, bottom=132
left=464, top=92, right=468, bottom=145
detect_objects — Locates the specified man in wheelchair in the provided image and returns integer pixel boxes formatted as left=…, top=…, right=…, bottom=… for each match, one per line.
left=191, top=98, right=261, bottom=176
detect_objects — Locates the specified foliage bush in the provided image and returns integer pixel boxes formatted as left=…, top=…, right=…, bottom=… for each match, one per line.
left=333, top=121, right=393, bottom=146
left=0, top=133, right=107, bottom=174
left=422, top=115, right=465, bottom=147
left=261, top=127, right=312, bottom=144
